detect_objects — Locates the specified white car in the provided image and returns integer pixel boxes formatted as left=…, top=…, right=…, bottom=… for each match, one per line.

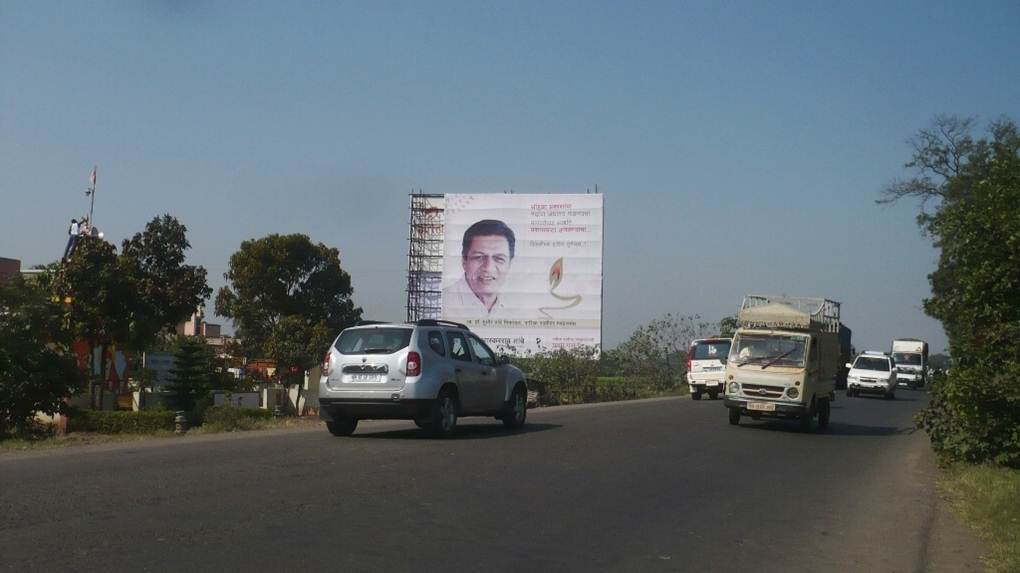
left=845, top=352, right=897, bottom=399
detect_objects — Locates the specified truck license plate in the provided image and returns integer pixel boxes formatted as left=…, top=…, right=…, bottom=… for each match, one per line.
left=747, top=401, right=775, bottom=412
left=350, top=374, right=382, bottom=383
left=706, top=380, right=719, bottom=387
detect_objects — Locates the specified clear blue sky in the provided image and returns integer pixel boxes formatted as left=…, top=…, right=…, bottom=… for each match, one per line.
left=3, top=1, right=1019, bottom=353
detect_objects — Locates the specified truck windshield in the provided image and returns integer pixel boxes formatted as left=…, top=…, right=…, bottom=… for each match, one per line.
left=891, top=352, right=922, bottom=366
left=731, top=334, right=807, bottom=368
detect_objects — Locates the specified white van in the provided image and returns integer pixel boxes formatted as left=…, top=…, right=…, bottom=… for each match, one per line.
left=686, top=338, right=732, bottom=400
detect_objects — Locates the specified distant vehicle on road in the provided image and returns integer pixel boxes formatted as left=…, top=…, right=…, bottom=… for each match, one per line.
left=686, top=337, right=732, bottom=400
left=318, top=320, right=528, bottom=437
left=846, top=351, right=898, bottom=399
left=890, top=338, right=928, bottom=389
left=724, top=295, right=845, bottom=432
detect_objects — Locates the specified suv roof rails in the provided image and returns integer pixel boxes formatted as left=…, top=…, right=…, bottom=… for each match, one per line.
left=414, top=319, right=469, bottom=330
left=355, top=320, right=391, bottom=326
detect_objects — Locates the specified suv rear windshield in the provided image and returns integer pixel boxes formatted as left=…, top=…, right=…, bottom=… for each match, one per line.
left=693, top=340, right=731, bottom=360
left=335, top=328, right=413, bottom=355
left=854, top=357, right=890, bottom=371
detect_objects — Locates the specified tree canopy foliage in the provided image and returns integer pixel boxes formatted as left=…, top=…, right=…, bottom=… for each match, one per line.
left=215, top=234, right=362, bottom=383
left=165, top=335, right=215, bottom=411
left=0, top=276, right=85, bottom=435
left=42, top=214, right=210, bottom=353
left=120, top=215, right=212, bottom=350
left=885, top=116, right=1020, bottom=467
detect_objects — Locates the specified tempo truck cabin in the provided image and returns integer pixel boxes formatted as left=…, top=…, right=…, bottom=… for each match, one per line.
left=890, top=338, right=928, bottom=389
left=723, top=295, right=845, bottom=432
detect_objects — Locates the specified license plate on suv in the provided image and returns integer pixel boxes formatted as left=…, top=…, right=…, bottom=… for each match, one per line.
left=350, top=373, right=382, bottom=383
left=747, top=401, right=776, bottom=412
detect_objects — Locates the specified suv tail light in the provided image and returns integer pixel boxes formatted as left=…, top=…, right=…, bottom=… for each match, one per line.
left=686, top=345, right=694, bottom=371
left=406, top=351, right=421, bottom=377
left=322, top=351, right=331, bottom=377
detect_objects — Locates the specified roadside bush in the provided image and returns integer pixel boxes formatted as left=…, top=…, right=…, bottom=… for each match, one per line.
left=512, top=346, right=685, bottom=406
left=917, top=363, right=1020, bottom=468
left=513, top=347, right=600, bottom=405
left=68, top=410, right=175, bottom=434
left=202, top=405, right=273, bottom=432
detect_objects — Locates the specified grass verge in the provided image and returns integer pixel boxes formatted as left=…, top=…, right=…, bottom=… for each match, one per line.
left=941, top=463, right=1020, bottom=573
left=0, top=416, right=322, bottom=453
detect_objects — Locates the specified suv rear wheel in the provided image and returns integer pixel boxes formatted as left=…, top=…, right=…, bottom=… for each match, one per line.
left=326, top=417, right=358, bottom=437
left=426, top=388, right=458, bottom=438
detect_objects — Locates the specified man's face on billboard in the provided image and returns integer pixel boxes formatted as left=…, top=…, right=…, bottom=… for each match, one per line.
left=463, top=235, right=512, bottom=299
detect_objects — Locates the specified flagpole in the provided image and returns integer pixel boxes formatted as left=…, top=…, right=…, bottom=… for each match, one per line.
left=88, top=166, right=96, bottom=230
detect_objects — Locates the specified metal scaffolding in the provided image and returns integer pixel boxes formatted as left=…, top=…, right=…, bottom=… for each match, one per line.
left=406, top=192, right=445, bottom=322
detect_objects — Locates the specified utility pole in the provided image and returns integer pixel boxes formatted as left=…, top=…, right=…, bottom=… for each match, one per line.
left=86, top=166, right=97, bottom=230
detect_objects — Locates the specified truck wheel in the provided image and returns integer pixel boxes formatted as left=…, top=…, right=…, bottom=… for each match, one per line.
left=728, top=408, right=740, bottom=425
left=817, top=400, right=830, bottom=432
left=908, top=381, right=917, bottom=390
left=692, top=390, right=702, bottom=401
left=326, top=417, right=358, bottom=437
left=799, top=401, right=815, bottom=432
left=708, top=389, right=719, bottom=400
left=845, top=389, right=854, bottom=398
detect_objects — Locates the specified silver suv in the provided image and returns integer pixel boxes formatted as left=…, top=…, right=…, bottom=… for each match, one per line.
left=318, top=320, right=529, bottom=437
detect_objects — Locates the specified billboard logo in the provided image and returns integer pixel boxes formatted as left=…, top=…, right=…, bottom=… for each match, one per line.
left=540, top=257, right=582, bottom=318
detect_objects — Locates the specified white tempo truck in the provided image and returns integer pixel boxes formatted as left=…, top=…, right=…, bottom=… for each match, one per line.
left=890, top=338, right=928, bottom=389
left=724, top=295, right=845, bottom=432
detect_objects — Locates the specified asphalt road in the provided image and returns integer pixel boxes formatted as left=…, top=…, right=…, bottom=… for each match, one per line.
left=1, top=390, right=979, bottom=572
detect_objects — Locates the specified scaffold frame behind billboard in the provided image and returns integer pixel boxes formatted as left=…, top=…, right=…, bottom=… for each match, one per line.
left=405, top=192, right=445, bottom=322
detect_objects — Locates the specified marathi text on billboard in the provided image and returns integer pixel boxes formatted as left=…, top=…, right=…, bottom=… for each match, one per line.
left=441, top=193, right=603, bottom=355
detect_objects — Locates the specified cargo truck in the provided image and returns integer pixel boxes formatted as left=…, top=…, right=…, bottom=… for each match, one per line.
left=890, top=338, right=928, bottom=389
left=723, top=295, right=850, bottom=432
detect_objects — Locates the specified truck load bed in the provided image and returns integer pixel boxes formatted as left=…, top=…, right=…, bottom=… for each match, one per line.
left=739, top=295, right=841, bottom=333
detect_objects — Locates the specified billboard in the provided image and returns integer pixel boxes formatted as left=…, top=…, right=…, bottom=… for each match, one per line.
left=441, top=193, right=603, bottom=354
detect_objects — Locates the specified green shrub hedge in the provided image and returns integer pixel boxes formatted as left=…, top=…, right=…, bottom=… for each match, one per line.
left=69, top=410, right=176, bottom=434
left=917, top=364, right=1020, bottom=468
left=202, top=405, right=273, bottom=432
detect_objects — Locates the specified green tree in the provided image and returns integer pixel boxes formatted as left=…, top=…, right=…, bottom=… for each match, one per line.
left=165, top=336, right=214, bottom=411
left=0, top=276, right=85, bottom=436
left=120, top=214, right=212, bottom=350
left=719, top=315, right=738, bottom=338
left=41, top=238, right=133, bottom=407
left=40, top=215, right=210, bottom=409
left=615, top=313, right=714, bottom=390
left=215, top=234, right=362, bottom=385
left=883, top=115, right=1020, bottom=467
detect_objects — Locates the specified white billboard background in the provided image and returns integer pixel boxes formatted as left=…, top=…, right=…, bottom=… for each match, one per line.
left=441, top=193, right=603, bottom=354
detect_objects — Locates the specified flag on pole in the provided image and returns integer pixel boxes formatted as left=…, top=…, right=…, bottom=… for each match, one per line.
left=90, top=167, right=97, bottom=186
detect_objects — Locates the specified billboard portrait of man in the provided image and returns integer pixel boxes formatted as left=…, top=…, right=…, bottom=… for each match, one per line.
left=443, top=219, right=515, bottom=317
